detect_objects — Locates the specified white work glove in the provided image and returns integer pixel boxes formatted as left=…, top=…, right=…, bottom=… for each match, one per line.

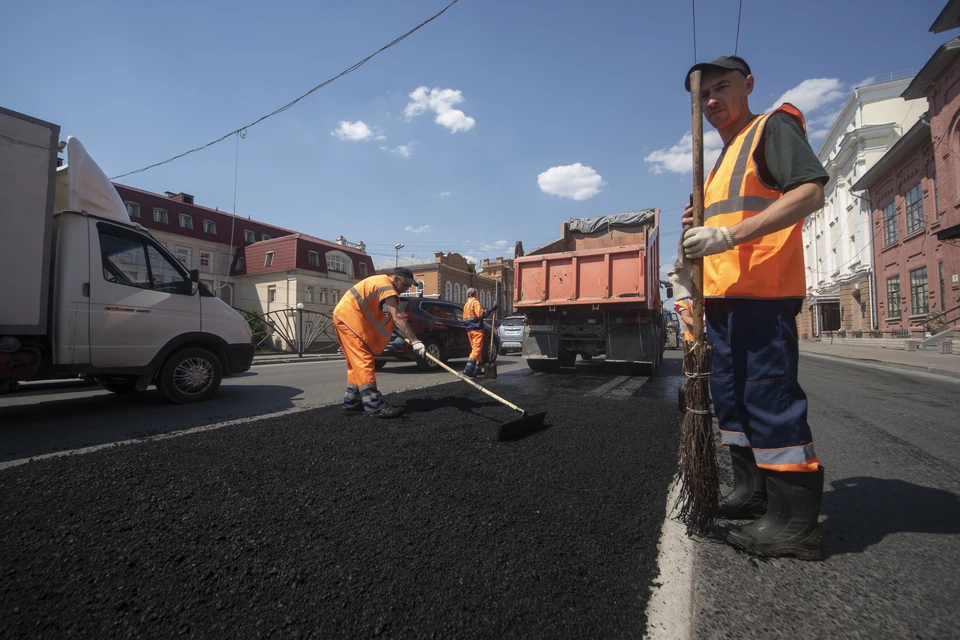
left=682, top=226, right=734, bottom=259
left=411, top=341, right=427, bottom=357
left=668, top=255, right=694, bottom=300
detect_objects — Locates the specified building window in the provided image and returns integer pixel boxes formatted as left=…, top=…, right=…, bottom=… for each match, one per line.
left=262, top=234, right=272, bottom=242
left=417, top=279, right=425, bottom=295
left=124, top=202, right=140, bottom=218
left=154, top=208, right=168, bottom=224
left=327, top=253, right=346, bottom=273
left=308, top=251, right=320, bottom=267
left=203, top=220, right=217, bottom=234
left=445, top=281, right=452, bottom=299
left=264, top=251, right=274, bottom=267
left=940, top=261, right=946, bottom=311
left=236, top=256, right=245, bottom=270
left=175, top=247, right=191, bottom=267
left=319, top=289, right=327, bottom=304
left=199, top=251, right=212, bottom=269
left=244, top=230, right=255, bottom=244
left=905, top=184, right=924, bottom=235
left=910, top=267, right=928, bottom=315
left=268, top=285, right=276, bottom=303
left=305, top=286, right=314, bottom=303
left=454, top=283, right=461, bottom=303
left=887, top=276, right=901, bottom=319
left=333, top=290, right=340, bottom=304
left=882, top=202, right=898, bottom=246
left=179, top=214, right=193, bottom=230
left=934, top=172, right=940, bottom=218
left=359, top=262, right=368, bottom=276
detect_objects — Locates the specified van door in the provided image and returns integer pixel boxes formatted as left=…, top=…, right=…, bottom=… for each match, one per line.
left=88, top=220, right=200, bottom=368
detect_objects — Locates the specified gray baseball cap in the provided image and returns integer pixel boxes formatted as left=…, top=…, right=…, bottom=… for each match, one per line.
left=392, top=267, right=418, bottom=287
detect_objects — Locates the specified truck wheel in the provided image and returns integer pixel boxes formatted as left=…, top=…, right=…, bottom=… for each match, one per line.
left=415, top=339, right=444, bottom=371
left=158, top=347, right=223, bottom=404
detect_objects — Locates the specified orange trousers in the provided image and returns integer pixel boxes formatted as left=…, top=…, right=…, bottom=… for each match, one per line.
left=334, top=316, right=377, bottom=388
left=468, top=329, right=485, bottom=362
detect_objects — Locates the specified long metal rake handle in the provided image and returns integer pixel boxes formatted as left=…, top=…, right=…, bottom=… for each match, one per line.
left=408, top=340, right=525, bottom=415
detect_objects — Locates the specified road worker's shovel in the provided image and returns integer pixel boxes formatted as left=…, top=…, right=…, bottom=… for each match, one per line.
left=409, top=340, right=546, bottom=441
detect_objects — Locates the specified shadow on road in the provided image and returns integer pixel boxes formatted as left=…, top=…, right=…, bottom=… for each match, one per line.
left=403, top=395, right=498, bottom=417
left=822, top=476, right=960, bottom=557
left=0, top=384, right=303, bottom=463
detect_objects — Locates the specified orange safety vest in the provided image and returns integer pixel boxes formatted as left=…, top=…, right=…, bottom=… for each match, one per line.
left=463, top=297, right=482, bottom=323
left=674, top=297, right=694, bottom=341
left=703, top=103, right=807, bottom=299
left=333, top=274, right=399, bottom=354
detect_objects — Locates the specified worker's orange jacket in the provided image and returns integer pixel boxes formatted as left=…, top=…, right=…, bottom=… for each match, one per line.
left=703, top=103, right=807, bottom=299
left=463, top=297, right=483, bottom=324
left=333, top=274, right=399, bottom=355
left=674, top=297, right=694, bottom=342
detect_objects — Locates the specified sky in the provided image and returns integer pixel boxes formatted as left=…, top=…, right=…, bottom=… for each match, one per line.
left=2, top=0, right=952, bottom=287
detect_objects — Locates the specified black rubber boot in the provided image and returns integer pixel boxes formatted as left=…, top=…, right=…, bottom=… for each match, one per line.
left=717, top=446, right=767, bottom=519
left=725, top=466, right=825, bottom=561
left=367, top=405, right=405, bottom=419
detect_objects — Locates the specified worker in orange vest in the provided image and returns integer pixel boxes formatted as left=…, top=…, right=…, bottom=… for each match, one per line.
left=681, top=56, right=828, bottom=559
left=333, top=267, right=425, bottom=418
left=668, top=261, right=695, bottom=344
left=462, top=287, right=498, bottom=377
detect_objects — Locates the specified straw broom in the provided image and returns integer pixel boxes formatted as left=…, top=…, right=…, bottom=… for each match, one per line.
left=674, top=69, right=719, bottom=537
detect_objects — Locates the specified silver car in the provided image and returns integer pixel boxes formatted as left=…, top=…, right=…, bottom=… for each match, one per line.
left=498, top=315, right=526, bottom=354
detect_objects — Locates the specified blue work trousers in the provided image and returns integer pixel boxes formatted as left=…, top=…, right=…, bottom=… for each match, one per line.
left=705, top=298, right=818, bottom=471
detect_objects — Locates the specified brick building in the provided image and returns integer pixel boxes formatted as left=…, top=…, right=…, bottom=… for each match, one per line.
left=375, top=252, right=513, bottom=314
left=851, top=5, right=960, bottom=336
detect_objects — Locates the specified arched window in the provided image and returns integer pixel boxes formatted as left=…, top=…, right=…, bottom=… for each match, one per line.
left=325, top=251, right=352, bottom=276
left=444, top=281, right=452, bottom=299
left=417, top=279, right=425, bottom=295
left=454, top=284, right=461, bottom=303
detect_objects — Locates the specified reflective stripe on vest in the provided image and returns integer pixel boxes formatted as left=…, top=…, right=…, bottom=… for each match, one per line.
left=703, top=103, right=807, bottom=299
left=333, top=275, right=398, bottom=354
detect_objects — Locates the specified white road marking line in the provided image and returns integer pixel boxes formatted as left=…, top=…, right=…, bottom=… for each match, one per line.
left=609, top=377, right=648, bottom=398
left=643, top=480, right=695, bottom=640
left=588, top=376, right=629, bottom=397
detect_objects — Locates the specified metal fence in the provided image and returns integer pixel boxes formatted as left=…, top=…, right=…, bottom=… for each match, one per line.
left=234, top=307, right=341, bottom=357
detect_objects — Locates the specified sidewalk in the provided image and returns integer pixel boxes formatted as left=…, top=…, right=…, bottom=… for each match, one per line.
left=251, top=353, right=343, bottom=366
left=799, top=341, right=960, bottom=379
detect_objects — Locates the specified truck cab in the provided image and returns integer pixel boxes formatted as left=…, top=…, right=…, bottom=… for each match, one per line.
left=0, top=107, right=253, bottom=402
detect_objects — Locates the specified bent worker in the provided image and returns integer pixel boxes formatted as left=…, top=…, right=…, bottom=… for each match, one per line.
left=462, top=287, right=497, bottom=378
left=681, top=55, right=828, bottom=559
left=333, top=267, right=426, bottom=418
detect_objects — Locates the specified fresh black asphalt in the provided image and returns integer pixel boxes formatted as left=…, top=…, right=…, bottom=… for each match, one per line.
left=1, top=374, right=679, bottom=638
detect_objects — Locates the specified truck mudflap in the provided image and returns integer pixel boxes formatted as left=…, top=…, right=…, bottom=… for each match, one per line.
left=522, top=331, right=559, bottom=360
left=605, top=323, right=656, bottom=363
left=226, top=342, right=255, bottom=373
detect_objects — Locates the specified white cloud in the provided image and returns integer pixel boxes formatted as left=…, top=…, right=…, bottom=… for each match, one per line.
left=644, top=130, right=723, bottom=175
left=765, top=78, right=845, bottom=114
left=644, top=77, right=846, bottom=175
left=405, top=225, right=434, bottom=233
left=462, top=254, right=479, bottom=266
left=436, top=191, right=453, bottom=199
left=380, top=143, right=412, bottom=158
left=405, top=86, right=476, bottom=133
left=332, top=120, right=374, bottom=141
left=537, top=163, right=606, bottom=200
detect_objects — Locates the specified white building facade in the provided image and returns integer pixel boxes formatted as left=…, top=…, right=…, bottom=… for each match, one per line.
left=799, top=78, right=927, bottom=338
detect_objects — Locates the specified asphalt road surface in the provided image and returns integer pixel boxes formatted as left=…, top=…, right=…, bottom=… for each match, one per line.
left=2, top=351, right=958, bottom=638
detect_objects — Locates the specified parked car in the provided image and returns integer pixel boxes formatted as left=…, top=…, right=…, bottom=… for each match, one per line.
left=498, top=315, right=526, bottom=355
left=376, top=297, right=501, bottom=371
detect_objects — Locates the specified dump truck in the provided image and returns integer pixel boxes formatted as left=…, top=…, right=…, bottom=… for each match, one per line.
left=513, top=210, right=666, bottom=373
left=0, top=107, right=254, bottom=401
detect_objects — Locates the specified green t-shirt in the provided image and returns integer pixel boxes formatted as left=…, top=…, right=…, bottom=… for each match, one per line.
left=712, top=111, right=829, bottom=192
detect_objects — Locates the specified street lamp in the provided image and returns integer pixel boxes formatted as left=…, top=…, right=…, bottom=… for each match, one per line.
left=394, top=243, right=404, bottom=267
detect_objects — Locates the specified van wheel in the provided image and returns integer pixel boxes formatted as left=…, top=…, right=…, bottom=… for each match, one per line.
left=158, top=347, right=223, bottom=404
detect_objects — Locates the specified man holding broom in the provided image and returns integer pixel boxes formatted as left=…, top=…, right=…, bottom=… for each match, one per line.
left=680, top=55, right=828, bottom=560
left=462, top=287, right=498, bottom=378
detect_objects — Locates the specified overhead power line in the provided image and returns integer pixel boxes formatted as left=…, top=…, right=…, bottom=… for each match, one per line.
left=109, top=0, right=462, bottom=180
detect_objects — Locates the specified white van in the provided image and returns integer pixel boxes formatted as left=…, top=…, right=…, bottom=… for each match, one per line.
left=0, top=107, right=253, bottom=402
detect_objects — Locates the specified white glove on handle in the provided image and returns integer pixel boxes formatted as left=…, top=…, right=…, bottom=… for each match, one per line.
left=411, top=341, right=427, bottom=357
left=682, top=226, right=734, bottom=259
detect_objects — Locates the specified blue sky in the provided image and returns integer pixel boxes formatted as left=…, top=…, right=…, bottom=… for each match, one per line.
left=2, top=0, right=950, bottom=275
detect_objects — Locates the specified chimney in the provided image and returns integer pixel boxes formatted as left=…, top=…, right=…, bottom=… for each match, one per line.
left=435, top=252, right=444, bottom=262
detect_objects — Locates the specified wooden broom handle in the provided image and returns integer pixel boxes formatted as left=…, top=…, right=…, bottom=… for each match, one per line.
left=689, top=70, right=706, bottom=341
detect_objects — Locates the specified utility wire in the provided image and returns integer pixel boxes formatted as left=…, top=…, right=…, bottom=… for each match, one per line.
left=734, top=0, right=744, bottom=55
left=109, top=0, right=461, bottom=180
